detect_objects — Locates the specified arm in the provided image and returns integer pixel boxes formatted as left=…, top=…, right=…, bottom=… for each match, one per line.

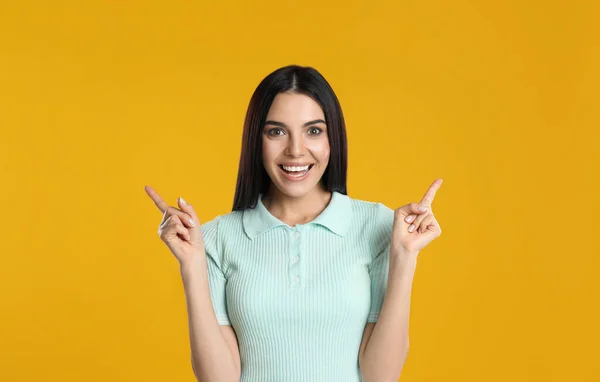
left=181, top=259, right=241, bottom=382
left=360, top=252, right=417, bottom=382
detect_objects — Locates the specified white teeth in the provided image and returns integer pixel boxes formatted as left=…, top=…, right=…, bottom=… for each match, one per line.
left=282, top=165, right=310, bottom=171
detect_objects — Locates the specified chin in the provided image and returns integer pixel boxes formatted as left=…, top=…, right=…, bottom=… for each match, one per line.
left=271, top=181, right=319, bottom=198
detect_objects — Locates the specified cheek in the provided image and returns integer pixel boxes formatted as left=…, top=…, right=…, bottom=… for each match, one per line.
left=308, top=139, right=330, bottom=162
left=261, top=138, right=279, bottom=163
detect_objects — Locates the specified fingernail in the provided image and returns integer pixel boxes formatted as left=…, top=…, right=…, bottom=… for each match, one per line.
left=418, top=206, right=428, bottom=212
left=408, top=224, right=415, bottom=232
left=180, top=197, right=187, bottom=205
left=405, top=215, right=414, bottom=223
left=189, top=218, right=195, bottom=227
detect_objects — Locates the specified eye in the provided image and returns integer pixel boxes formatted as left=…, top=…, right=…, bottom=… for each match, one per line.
left=308, top=127, right=323, bottom=135
left=266, top=128, right=284, bottom=136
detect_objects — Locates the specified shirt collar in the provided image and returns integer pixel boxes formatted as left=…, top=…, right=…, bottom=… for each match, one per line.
left=242, top=191, right=352, bottom=239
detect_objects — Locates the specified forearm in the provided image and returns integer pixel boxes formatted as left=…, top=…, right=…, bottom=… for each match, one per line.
left=180, top=260, right=240, bottom=382
left=361, top=252, right=417, bottom=382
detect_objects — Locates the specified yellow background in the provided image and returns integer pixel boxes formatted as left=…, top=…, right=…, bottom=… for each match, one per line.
left=1, top=0, right=598, bottom=381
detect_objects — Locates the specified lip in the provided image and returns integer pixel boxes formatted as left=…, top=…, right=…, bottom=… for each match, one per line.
left=278, top=164, right=314, bottom=181
left=279, top=163, right=313, bottom=167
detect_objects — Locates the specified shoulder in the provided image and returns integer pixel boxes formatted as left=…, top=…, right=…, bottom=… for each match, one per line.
left=348, top=196, right=395, bottom=232
left=200, top=210, right=245, bottom=234
left=200, top=210, right=245, bottom=255
left=347, top=196, right=395, bottom=253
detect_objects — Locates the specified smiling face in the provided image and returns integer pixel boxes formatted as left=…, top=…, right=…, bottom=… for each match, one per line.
left=262, top=92, right=330, bottom=199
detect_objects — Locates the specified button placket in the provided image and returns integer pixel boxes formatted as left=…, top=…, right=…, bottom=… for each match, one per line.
left=289, top=228, right=302, bottom=287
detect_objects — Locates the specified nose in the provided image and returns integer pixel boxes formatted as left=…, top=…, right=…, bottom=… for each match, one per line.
left=285, top=132, right=305, bottom=157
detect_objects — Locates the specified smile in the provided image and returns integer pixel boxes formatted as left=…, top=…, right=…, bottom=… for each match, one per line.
left=278, top=164, right=314, bottom=181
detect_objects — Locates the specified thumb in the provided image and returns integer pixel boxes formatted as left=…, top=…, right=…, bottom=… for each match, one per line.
left=177, top=197, right=202, bottom=241
left=395, top=202, right=429, bottom=218
left=392, top=203, right=427, bottom=231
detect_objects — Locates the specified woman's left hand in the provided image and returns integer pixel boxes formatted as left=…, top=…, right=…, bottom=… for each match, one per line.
left=391, top=178, right=443, bottom=256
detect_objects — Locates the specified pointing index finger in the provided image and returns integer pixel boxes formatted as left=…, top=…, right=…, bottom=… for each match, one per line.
left=419, top=178, right=443, bottom=207
left=145, top=185, right=169, bottom=214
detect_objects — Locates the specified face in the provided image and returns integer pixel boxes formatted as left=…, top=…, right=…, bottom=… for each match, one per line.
left=262, top=92, right=330, bottom=199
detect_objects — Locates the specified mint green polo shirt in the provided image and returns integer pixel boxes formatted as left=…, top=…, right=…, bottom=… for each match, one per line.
left=201, top=191, right=395, bottom=382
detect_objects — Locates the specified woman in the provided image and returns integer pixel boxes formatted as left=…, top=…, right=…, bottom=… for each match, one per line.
left=145, top=65, right=443, bottom=382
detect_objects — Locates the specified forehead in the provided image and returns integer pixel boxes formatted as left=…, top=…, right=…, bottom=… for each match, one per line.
left=266, top=93, right=325, bottom=121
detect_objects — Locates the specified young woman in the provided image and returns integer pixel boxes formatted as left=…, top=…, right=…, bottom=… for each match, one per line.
left=145, top=65, right=443, bottom=382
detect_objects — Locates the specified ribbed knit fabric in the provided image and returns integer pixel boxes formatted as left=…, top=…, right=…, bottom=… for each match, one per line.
left=200, top=191, right=394, bottom=382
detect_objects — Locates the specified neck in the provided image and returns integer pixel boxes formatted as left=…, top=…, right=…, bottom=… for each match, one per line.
left=262, top=184, right=332, bottom=226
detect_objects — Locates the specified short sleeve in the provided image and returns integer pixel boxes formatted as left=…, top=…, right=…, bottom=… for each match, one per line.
left=201, top=215, right=231, bottom=325
left=366, top=203, right=395, bottom=323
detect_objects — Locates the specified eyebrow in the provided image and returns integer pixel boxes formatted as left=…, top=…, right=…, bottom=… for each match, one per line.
left=264, top=119, right=326, bottom=128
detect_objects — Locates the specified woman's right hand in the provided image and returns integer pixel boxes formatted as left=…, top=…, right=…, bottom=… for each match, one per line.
left=144, top=185, right=205, bottom=267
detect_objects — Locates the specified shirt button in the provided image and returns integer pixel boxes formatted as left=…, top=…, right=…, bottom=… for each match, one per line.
left=294, top=276, right=300, bottom=283
left=292, top=256, right=299, bottom=263
left=294, top=232, right=300, bottom=239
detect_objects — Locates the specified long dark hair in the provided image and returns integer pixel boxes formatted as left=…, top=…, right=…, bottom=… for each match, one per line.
left=232, top=65, right=348, bottom=211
